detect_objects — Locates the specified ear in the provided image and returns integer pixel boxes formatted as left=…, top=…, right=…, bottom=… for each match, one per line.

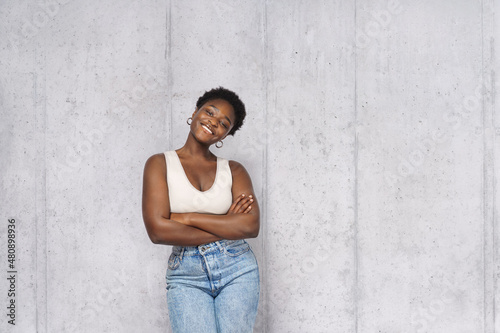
left=192, top=108, right=197, bottom=118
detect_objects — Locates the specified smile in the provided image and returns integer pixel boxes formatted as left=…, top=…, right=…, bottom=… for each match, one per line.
left=201, top=124, right=214, bottom=135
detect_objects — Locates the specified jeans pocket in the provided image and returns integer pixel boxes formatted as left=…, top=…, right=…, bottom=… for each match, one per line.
left=223, top=240, right=251, bottom=257
left=168, top=252, right=180, bottom=270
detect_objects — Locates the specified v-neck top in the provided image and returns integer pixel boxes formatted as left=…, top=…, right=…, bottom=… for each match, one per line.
left=164, top=151, right=233, bottom=214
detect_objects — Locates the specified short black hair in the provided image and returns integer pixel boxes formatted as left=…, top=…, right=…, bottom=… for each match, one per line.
left=196, top=87, right=246, bottom=136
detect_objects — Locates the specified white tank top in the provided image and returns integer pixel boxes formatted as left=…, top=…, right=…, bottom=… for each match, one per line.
left=164, top=151, right=233, bottom=214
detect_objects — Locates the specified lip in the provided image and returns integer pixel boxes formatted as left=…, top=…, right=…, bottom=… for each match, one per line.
left=201, top=123, right=214, bottom=135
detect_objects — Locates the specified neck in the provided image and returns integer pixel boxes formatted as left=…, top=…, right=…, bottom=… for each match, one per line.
left=176, top=133, right=215, bottom=160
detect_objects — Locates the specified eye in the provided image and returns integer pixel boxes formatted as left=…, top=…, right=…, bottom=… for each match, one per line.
left=205, top=110, right=213, bottom=116
left=221, top=122, right=228, bottom=129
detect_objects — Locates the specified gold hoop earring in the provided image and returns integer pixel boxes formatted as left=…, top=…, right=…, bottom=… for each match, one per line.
left=187, top=117, right=192, bottom=125
left=215, top=141, right=223, bottom=148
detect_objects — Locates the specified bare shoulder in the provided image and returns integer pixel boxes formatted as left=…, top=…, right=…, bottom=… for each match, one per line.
left=228, top=160, right=256, bottom=198
left=144, top=153, right=166, bottom=173
left=228, top=160, right=252, bottom=181
left=228, top=159, right=245, bottom=169
left=228, top=160, right=249, bottom=174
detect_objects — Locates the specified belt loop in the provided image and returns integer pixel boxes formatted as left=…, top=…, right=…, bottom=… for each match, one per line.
left=215, top=241, right=223, bottom=251
left=179, top=247, right=185, bottom=262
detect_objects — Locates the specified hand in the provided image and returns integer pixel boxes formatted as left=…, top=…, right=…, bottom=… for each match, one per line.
left=227, top=194, right=253, bottom=215
left=170, top=213, right=190, bottom=225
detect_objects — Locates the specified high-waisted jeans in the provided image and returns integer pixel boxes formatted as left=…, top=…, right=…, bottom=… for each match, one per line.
left=166, top=239, right=260, bottom=333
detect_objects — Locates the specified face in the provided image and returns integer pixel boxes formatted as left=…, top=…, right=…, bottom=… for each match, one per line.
left=190, top=98, right=235, bottom=145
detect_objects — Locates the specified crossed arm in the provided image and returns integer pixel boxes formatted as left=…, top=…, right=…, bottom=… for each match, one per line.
left=141, top=154, right=260, bottom=246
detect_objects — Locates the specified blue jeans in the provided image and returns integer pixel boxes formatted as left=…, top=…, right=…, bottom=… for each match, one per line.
left=166, top=239, right=260, bottom=333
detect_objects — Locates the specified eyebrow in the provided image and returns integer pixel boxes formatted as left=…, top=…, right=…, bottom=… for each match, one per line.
left=209, top=105, right=232, bottom=125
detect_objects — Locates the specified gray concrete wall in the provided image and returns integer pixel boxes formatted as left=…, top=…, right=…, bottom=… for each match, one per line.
left=0, top=0, right=498, bottom=332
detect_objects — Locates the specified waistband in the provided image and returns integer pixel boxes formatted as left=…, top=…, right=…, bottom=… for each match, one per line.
left=171, top=239, right=247, bottom=258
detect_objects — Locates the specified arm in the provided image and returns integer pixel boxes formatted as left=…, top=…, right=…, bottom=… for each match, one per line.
left=142, top=153, right=222, bottom=246
left=173, top=161, right=260, bottom=240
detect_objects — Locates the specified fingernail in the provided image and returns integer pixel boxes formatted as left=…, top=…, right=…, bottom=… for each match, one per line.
left=241, top=194, right=245, bottom=197
left=250, top=199, right=253, bottom=202
left=249, top=195, right=253, bottom=198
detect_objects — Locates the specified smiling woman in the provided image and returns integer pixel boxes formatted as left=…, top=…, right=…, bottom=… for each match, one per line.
left=141, top=87, right=260, bottom=333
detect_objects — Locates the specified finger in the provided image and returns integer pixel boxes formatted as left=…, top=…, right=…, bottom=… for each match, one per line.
left=228, top=194, right=246, bottom=213
left=243, top=205, right=252, bottom=213
left=229, top=194, right=244, bottom=210
left=235, top=196, right=253, bottom=213
left=234, top=196, right=251, bottom=211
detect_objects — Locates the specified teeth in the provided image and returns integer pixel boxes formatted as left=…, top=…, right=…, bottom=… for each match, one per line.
left=201, top=124, right=213, bottom=134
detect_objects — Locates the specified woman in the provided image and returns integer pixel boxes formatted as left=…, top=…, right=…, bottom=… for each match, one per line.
left=142, top=87, right=260, bottom=332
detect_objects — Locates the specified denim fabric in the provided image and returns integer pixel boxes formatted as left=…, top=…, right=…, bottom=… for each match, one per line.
left=166, top=239, right=260, bottom=333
